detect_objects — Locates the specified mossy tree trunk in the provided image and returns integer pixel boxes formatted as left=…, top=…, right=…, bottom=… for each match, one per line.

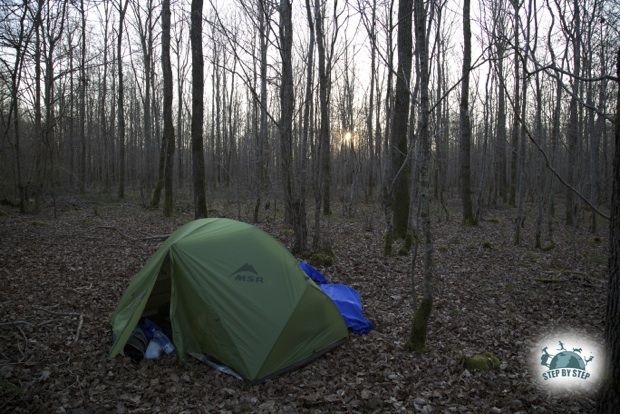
left=406, top=0, right=433, bottom=353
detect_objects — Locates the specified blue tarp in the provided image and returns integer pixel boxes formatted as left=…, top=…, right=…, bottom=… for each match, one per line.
left=299, top=261, right=329, bottom=285
left=299, top=262, right=374, bottom=335
left=320, top=284, right=374, bottom=335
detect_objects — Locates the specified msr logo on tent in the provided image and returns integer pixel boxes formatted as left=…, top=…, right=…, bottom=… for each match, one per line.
left=230, top=263, right=264, bottom=283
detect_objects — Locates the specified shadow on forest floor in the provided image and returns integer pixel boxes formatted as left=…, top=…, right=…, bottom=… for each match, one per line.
left=0, top=195, right=607, bottom=412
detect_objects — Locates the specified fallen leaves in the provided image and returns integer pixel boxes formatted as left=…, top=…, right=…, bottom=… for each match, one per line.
left=0, top=200, right=607, bottom=412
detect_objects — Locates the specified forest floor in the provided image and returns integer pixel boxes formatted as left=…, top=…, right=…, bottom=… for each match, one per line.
left=0, top=195, right=609, bottom=413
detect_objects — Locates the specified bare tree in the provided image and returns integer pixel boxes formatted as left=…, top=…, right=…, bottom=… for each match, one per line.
left=459, top=0, right=475, bottom=225
left=0, top=0, right=34, bottom=212
left=191, top=0, right=207, bottom=218
left=513, top=0, right=529, bottom=245
left=384, top=0, right=413, bottom=256
left=597, top=47, right=620, bottom=414
left=116, top=0, right=130, bottom=199
left=491, top=0, right=508, bottom=205
left=565, top=0, right=581, bottom=226
left=407, top=0, right=433, bottom=352
left=315, top=0, right=331, bottom=217
left=253, top=0, right=271, bottom=223
left=161, top=0, right=175, bottom=216
left=79, top=0, right=87, bottom=192
left=132, top=0, right=157, bottom=190
left=300, top=0, right=314, bottom=230
left=279, top=0, right=306, bottom=253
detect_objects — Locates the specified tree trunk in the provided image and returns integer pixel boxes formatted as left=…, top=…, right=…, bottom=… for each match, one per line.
left=175, top=23, right=185, bottom=188
left=279, top=0, right=307, bottom=253
left=407, top=0, right=433, bottom=353
left=389, top=0, right=413, bottom=242
left=596, top=47, right=620, bottom=414
left=493, top=2, right=507, bottom=205
left=79, top=0, right=87, bottom=193
left=162, top=0, right=175, bottom=217
left=365, top=0, right=377, bottom=200
left=254, top=0, right=271, bottom=223
left=298, top=0, right=313, bottom=230
left=513, top=0, right=530, bottom=246
left=315, top=0, right=331, bottom=217
left=99, top=1, right=110, bottom=193
left=190, top=0, right=207, bottom=218
left=381, top=0, right=395, bottom=255
left=117, top=0, right=129, bottom=199
left=33, top=0, right=43, bottom=210
left=566, top=0, right=581, bottom=226
left=509, top=0, right=520, bottom=207
left=459, top=0, right=475, bottom=225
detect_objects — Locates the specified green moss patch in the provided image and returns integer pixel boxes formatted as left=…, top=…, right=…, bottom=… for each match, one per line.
left=464, top=352, right=501, bottom=372
left=590, top=255, right=608, bottom=266
left=308, top=249, right=335, bottom=267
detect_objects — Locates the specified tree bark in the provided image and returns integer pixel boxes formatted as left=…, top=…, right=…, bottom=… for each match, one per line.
left=492, top=2, right=507, bottom=205
left=459, top=0, right=475, bottom=225
left=279, top=0, right=307, bottom=253
left=190, top=0, right=207, bottom=218
left=79, top=0, right=87, bottom=193
left=407, top=0, right=433, bottom=353
left=390, top=0, right=413, bottom=240
left=162, top=0, right=175, bottom=217
left=566, top=0, right=581, bottom=226
left=117, top=0, right=129, bottom=199
left=253, top=0, right=270, bottom=223
left=597, top=47, right=620, bottom=414
left=513, top=0, right=530, bottom=245
left=315, top=0, right=331, bottom=216
left=509, top=0, right=520, bottom=207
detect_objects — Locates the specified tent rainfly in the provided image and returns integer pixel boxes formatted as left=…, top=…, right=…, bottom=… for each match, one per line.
left=109, top=218, right=348, bottom=382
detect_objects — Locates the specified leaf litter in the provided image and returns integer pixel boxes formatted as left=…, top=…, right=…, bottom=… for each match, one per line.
left=0, top=200, right=606, bottom=412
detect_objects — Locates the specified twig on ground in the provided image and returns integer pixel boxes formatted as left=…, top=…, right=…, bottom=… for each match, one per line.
left=142, top=234, right=170, bottom=241
left=73, top=314, right=84, bottom=344
left=14, top=324, right=28, bottom=360
left=72, top=283, right=93, bottom=293
left=0, top=320, right=32, bottom=327
left=33, top=306, right=80, bottom=317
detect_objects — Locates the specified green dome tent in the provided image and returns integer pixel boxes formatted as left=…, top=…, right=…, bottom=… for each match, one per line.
left=110, top=218, right=347, bottom=382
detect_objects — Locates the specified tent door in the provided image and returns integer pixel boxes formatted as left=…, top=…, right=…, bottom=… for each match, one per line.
left=142, top=255, right=172, bottom=335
